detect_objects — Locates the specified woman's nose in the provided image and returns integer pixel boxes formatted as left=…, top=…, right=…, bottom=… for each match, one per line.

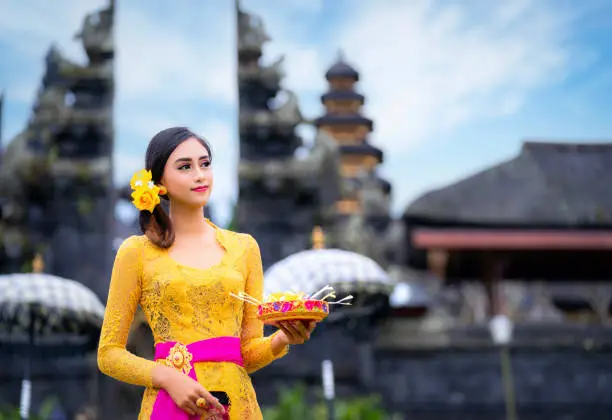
left=193, top=166, right=206, bottom=181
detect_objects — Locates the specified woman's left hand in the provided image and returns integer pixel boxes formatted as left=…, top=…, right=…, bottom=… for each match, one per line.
left=275, top=320, right=317, bottom=345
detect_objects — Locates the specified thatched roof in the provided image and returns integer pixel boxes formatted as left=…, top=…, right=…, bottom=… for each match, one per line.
left=405, top=141, right=612, bottom=227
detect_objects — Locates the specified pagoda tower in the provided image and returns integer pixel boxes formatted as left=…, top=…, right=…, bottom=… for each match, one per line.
left=315, top=53, right=392, bottom=236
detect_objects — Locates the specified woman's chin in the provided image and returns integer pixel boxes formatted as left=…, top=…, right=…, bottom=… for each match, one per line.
left=191, top=199, right=209, bottom=209
left=172, top=198, right=209, bottom=209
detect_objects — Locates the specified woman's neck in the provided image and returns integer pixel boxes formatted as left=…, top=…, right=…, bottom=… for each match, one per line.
left=168, top=201, right=208, bottom=237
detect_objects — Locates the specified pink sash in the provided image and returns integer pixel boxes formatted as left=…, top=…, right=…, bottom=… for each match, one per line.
left=150, top=336, right=244, bottom=420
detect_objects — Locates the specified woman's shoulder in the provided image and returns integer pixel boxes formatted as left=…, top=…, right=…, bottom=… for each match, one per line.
left=218, top=227, right=258, bottom=252
left=219, top=227, right=255, bottom=243
left=115, top=235, right=150, bottom=255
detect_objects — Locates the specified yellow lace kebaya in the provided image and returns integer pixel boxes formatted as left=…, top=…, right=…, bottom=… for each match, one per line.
left=97, top=219, right=289, bottom=419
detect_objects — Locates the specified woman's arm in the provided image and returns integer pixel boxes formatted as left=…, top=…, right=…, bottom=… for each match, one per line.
left=240, top=235, right=289, bottom=373
left=97, top=236, right=158, bottom=387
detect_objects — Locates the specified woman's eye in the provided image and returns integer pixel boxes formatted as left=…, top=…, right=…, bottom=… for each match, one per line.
left=178, top=164, right=190, bottom=170
left=201, top=161, right=211, bottom=168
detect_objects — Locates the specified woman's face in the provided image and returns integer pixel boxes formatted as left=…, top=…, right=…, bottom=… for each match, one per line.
left=160, top=137, right=213, bottom=208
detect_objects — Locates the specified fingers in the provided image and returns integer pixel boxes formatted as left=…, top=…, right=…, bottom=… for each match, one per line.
left=295, top=320, right=316, bottom=339
left=292, top=321, right=310, bottom=339
left=183, top=389, right=222, bottom=417
left=280, top=321, right=310, bottom=343
left=279, top=321, right=301, bottom=342
left=274, top=320, right=318, bottom=345
left=276, top=324, right=295, bottom=344
left=201, top=389, right=225, bottom=413
left=180, top=399, right=199, bottom=417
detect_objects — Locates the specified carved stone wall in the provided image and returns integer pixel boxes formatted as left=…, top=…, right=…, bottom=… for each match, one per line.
left=252, top=328, right=612, bottom=419
left=0, top=2, right=115, bottom=418
left=375, top=346, right=612, bottom=419
left=0, top=2, right=115, bottom=301
left=234, top=2, right=339, bottom=269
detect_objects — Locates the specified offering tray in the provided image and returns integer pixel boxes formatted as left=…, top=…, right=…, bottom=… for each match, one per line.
left=230, top=286, right=352, bottom=326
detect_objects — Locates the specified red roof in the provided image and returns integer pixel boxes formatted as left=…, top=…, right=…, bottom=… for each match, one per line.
left=413, top=228, right=612, bottom=250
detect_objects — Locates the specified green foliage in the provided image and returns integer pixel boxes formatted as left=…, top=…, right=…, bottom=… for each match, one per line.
left=20, top=259, right=33, bottom=273
left=0, top=396, right=58, bottom=420
left=226, top=203, right=237, bottom=231
left=262, top=383, right=392, bottom=420
left=77, top=197, right=94, bottom=215
left=48, top=145, right=59, bottom=163
left=262, top=384, right=326, bottom=419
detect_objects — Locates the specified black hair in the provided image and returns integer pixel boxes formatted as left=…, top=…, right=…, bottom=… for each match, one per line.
left=139, top=127, right=213, bottom=248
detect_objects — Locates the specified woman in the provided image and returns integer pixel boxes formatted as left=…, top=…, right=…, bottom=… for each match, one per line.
left=98, top=127, right=315, bottom=419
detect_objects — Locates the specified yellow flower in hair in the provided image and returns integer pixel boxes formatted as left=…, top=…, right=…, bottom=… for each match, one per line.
left=131, top=183, right=161, bottom=212
left=130, top=169, right=161, bottom=212
left=130, top=169, right=152, bottom=190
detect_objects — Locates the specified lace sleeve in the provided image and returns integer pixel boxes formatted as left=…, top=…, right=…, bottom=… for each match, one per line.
left=97, top=236, right=156, bottom=387
left=240, top=235, right=289, bottom=373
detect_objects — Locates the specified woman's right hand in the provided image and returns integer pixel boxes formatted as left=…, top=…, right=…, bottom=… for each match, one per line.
left=153, top=365, right=224, bottom=417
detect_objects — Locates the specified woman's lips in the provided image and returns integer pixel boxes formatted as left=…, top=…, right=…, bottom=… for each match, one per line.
left=192, top=186, right=209, bottom=193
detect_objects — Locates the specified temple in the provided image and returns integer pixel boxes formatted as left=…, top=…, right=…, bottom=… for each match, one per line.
left=405, top=141, right=612, bottom=319
left=0, top=2, right=116, bottom=417
left=371, top=141, right=612, bottom=417
left=1, top=2, right=611, bottom=418
left=233, top=0, right=340, bottom=269
left=0, top=1, right=115, bottom=299
left=315, top=52, right=393, bottom=264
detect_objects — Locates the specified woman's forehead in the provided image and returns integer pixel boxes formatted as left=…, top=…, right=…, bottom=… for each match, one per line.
left=171, top=137, right=209, bottom=158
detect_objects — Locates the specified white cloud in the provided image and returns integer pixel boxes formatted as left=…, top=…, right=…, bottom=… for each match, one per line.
left=334, top=0, right=580, bottom=153
left=0, top=0, right=109, bottom=129
left=115, top=4, right=235, bottom=105
left=1, top=0, right=238, bottom=121
left=194, top=119, right=234, bottom=150
left=0, top=0, right=107, bottom=61
left=4, top=84, right=40, bottom=105
left=262, top=0, right=323, bottom=14
left=240, top=0, right=331, bottom=112
left=113, top=152, right=143, bottom=186
left=245, top=0, right=324, bottom=19
left=262, top=45, right=327, bottom=96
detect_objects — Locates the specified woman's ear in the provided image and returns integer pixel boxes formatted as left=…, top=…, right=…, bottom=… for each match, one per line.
left=158, top=185, right=167, bottom=195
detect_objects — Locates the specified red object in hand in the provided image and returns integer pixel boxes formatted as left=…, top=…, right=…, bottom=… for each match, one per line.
left=219, top=404, right=230, bottom=420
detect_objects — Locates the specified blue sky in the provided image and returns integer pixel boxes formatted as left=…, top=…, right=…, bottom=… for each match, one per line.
left=1, top=0, right=612, bottom=227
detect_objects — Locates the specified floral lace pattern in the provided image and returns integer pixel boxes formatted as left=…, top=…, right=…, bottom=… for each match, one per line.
left=98, top=221, right=289, bottom=419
